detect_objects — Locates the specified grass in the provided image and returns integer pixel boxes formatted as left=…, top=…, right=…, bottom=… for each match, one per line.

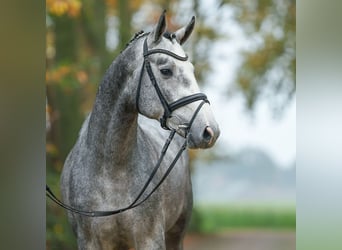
left=188, top=203, right=296, bottom=233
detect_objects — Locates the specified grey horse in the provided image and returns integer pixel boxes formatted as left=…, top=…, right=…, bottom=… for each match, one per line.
left=60, top=12, right=220, bottom=250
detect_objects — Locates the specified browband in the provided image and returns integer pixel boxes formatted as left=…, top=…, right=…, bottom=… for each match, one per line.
left=143, top=38, right=188, bottom=61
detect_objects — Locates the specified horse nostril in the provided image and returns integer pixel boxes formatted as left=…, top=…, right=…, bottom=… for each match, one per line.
left=203, top=126, right=214, bottom=145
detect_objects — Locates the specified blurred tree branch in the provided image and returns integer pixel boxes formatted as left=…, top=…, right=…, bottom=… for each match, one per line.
left=222, top=0, right=295, bottom=115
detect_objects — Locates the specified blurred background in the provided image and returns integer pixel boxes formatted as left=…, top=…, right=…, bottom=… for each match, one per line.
left=46, top=0, right=295, bottom=249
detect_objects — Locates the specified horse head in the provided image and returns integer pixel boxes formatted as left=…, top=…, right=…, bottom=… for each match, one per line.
left=135, top=11, right=220, bottom=149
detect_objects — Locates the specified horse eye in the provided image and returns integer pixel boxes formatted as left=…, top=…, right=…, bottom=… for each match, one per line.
left=160, top=68, right=173, bottom=77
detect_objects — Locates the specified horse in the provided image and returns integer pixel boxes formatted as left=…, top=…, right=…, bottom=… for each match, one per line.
left=60, top=11, right=220, bottom=250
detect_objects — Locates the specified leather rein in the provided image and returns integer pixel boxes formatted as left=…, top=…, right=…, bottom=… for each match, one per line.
left=46, top=36, right=209, bottom=217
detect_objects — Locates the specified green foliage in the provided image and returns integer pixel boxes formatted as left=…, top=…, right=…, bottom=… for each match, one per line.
left=189, top=204, right=296, bottom=233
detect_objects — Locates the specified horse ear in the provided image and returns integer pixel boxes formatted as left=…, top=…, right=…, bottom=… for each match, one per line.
left=152, top=10, right=167, bottom=43
left=174, top=16, right=195, bottom=45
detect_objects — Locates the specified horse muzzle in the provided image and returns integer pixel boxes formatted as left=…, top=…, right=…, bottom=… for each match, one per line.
left=187, top=123, right=220, bottom=149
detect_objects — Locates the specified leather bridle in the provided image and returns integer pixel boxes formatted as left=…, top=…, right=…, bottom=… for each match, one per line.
left=136, top=38, right=209, bottom=130
left=46, top=35, right=210, bottom=217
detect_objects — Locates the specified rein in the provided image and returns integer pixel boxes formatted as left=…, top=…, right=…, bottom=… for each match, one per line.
left=46, top=36, right=209, bottom=217
left=46, top=129, right=185, bottom=217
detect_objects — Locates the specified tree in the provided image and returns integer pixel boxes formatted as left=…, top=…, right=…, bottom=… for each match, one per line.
left=222, top=0, right=295, bottom=115
left=46, top=1, right=106, bottom=248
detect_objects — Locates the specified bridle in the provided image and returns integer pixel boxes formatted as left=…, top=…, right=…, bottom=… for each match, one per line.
left=136, top=37, right=209, bottom=130
left=46, top=35, right=210, bottom=217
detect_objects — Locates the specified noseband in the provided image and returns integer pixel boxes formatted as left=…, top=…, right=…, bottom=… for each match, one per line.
left=136, top=38, right=209, bottom=130
left=46, top=35, right=211, bottom=217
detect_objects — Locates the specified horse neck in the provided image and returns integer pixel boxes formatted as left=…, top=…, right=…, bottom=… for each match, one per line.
left=86, top=46, right=141, bottom=165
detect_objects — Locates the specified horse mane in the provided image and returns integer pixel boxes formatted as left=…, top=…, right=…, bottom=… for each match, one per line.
left=121, top=29, right=175, bottom=54
left=121, top=30, right=148, bottom=53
